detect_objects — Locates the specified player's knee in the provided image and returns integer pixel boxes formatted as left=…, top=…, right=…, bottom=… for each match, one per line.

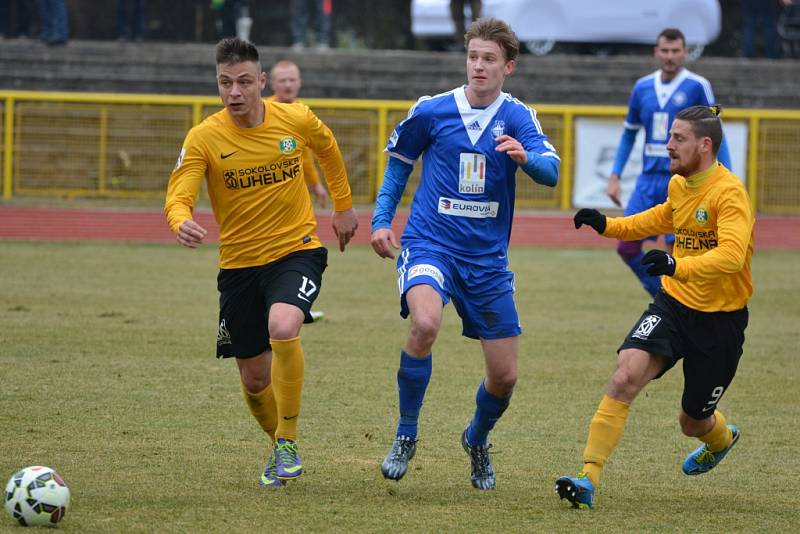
left=409, top=314, right=441, bottom=346
left=240, top=368, right=270, bottom=393
left=616, top=240, right=642, bottom=263
left=607, top=367, right=643, bottom=400
left=267, top=318, right=303, bottom=340
left=487, top=373, right=516, bottom=397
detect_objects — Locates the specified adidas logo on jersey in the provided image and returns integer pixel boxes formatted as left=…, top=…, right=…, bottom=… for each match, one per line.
left=467, top=121, right=482, bottom=131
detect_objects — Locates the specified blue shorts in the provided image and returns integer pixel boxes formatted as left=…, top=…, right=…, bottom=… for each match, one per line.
left=625, top=172, right=674, bottom=244
left=396, top=246, right=521, bottom=340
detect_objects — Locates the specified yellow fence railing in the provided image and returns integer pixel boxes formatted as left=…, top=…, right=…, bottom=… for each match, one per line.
left=1, top=90, right=799, bottom=214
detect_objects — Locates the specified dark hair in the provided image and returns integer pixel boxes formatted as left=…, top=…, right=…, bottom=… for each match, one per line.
left=215, top=37, right=259, bottom=65
left=464, top=18, right=520, bottom=61
left=657, top=28, right=686, bottom=47
left=675, top=105, right=723, bottom=154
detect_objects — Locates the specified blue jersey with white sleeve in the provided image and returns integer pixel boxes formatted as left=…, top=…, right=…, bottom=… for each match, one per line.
left=383, top=86, right=559, bottom=265
left=624, top=68, right=716, bottom=175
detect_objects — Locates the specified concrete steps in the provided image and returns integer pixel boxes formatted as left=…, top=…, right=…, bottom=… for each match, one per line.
left=1, top=38, right=798, bottom=108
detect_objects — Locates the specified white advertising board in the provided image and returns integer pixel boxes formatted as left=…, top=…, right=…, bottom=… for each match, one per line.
left=572, top=118, right=748, bottom=209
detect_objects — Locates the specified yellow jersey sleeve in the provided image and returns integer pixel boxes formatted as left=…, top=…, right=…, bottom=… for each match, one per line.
left=605, top=164, right=753, bottom=311
left=164, top=127, right=209, bottom=234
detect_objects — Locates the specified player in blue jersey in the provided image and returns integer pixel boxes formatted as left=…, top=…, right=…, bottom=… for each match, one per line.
left=370, top=17, right=560, bottom=490
left=607, top=28, right=731, bottom=296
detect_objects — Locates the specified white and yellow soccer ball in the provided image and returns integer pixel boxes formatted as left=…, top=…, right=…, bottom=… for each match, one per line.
left=4, top=466, right=70, bottom=527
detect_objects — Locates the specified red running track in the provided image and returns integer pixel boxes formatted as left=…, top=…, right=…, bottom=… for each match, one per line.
left=0, top=206, right=798, bottom=250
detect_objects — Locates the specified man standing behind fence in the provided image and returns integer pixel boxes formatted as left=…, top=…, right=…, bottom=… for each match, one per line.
left=165, top=37, right=357, bottom=488
left=607, top=28, right=731, bottom=297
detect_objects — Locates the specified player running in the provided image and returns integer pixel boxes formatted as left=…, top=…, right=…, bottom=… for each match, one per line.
left=370, top=18, right=560, bottom=490
left=165, top=38, right=357, bottom=488
left=558, top=106, right=753, bottom=509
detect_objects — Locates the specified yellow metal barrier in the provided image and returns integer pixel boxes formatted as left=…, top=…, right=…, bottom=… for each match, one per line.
left=1, top=90, right=799, bottom=213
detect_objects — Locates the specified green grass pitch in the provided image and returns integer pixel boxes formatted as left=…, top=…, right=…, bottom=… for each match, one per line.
left=0, top=241, right=797, bottom=532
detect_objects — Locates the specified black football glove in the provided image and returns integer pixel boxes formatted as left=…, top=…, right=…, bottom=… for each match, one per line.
left=641, top=249, right=676, bottom=277
left=573, top=208, right=607, bottom=234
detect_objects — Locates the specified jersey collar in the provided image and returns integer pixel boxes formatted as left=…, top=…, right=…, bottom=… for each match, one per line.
left=454, top=86, right=506, bottom=146
left=653, top=68, right=690, bottom=109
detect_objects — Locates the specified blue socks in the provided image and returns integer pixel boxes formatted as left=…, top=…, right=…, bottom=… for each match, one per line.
left=395, top=350, right=432, bottom=440
left=466, top=381, right=510, bottom=446
left=625, top=250, right=662, bottom=297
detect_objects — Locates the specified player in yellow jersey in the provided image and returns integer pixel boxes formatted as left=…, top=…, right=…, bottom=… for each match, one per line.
left=557, top=105, right=754, bottom=509
left=269, top=59, right=328, bottom=322
left=164, top=37, right=358, bottom=488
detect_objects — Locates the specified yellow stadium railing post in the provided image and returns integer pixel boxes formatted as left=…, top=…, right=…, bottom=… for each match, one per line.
left=375, top=104, right=388, bottom=201
left=747, top=115, right=759, bottom=212
left=98, top=105, right=109, bottom=195
left=560, top=110, right=574, bottom=211
left=2, top=96, right=13, bottom=200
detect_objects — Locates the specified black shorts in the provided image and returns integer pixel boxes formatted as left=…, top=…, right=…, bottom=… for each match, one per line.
left=215, top=247, right=327, bottom=359
left=619, top=290, right=748, bottom=420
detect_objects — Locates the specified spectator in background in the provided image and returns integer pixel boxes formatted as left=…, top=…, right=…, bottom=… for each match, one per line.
left=0, top=0, right=32, bottom=39
left=741, top=0, right=780, bottom=58
left=450, top=0, right=481, bottom=49
left=39, top=0, right=69, bottom=46
left=269, top=60, right=330, bottom=208
left=212, top=0, right=243, bottom=38
left=115, top=0, right=146, bottom=42
left=269, top=60, right=330, bottom=324
left=291, top=0, right=332, bottom=50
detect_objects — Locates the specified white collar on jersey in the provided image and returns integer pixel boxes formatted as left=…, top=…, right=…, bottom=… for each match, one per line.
left=653, top=68, right=691, bottom=109
left=454, top=86, right=506, bottom=146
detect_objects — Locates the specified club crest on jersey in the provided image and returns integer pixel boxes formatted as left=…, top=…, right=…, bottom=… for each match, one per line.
left=672, top=91, right=688, bottom=107
left=632, top=315, right=661, bottom=340
left=491, top=120, right=505, bottom=137
left=279, top=136, right=298, bottom=154
left=695, top=207, right=709, bottom=224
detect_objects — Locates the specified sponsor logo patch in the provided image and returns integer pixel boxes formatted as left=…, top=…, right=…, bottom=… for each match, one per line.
left=438, top=197, right=498, bottom=218
left=458, top=153, right=486, bottom=194
left=407, top=264, right=445, bottom=288
left=631, top=315, right=661, bottom=340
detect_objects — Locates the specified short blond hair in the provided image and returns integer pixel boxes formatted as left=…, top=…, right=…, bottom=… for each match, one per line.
left=464, top=18, right=520, bottom=61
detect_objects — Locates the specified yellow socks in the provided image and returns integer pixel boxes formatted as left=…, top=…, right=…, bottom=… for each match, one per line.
left=700, top=410, right=733, bottom=452
left=270, top=336, right=305, bottom=442
left=242, top=383, right=277, bottom=442
left=582, top=395, right=631, bottom=487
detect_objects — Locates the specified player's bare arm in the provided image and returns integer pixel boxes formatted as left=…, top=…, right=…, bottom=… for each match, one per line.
left=494, top=134, right=527, bottom=164
left=332, top=207, right=358, bottom=252
left=177, top=219, right=208, bottom=248
left=607, top=173, right=622, bottom=206
left=370, top=227, right=400, bottom=259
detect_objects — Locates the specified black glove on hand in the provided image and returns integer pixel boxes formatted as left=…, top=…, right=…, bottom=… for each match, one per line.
left=573, top=208, right=607, bottom=234
left=641, top=249, right=677, bottom=277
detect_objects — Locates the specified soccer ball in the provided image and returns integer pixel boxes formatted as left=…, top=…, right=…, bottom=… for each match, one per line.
left=4, top=466, right=70, bottom=527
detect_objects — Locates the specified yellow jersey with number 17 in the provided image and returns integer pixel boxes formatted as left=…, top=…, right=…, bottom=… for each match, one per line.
left=165, top=99, right=352, bottom=269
